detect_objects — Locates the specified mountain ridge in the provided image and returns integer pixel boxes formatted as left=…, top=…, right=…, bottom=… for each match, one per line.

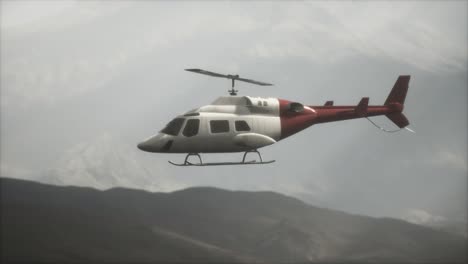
left=1, top=177, right=466, bottom=263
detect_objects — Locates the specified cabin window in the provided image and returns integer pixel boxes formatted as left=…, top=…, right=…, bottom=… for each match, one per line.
left=210, top=120, right=229, bottom=133
left=183, top=119, right=200, bottom=137
left=257, top=101, right=262, bottom=106
left=235, top=120, right=250, bottom=132
left=161, top=118, right=185, bottom=136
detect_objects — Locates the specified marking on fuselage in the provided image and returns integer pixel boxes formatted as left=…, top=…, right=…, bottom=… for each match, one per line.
left=304, top=106, right=317, bottom=113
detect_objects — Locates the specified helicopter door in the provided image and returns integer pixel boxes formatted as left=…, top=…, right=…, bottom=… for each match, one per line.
left=173, top=118, right=200, bottom=152
left=182, top=119, right=200, bottom=137
left=251, top=116, right=265, bottom=135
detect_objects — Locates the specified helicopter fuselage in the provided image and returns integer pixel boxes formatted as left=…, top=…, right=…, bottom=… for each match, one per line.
left=137, top=93, right=403, bottom=154
left=138, top=96, right=283, bottom=153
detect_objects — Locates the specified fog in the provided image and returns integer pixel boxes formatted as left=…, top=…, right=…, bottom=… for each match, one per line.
left=1, top=1, right=466, bottom=226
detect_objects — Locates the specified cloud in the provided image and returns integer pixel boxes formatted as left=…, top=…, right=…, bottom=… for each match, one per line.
left=0, top=162, right=33, bottom=180
left=432, top=150, right=467, bottom=171
left=0, top=1, right=74, bottom=29
left=0, top=1, right=130, bottom=34
left=0, top=1, right=466, bottom=224
left=403, top=208, right=446, bottom=225
left=319, top=2, right=467, bottom=72
left=246, top=2, right=467, bottom=72
left=2, top=1, right=466, bottom=109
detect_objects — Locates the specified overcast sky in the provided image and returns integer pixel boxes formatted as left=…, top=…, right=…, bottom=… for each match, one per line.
left=1, top=1, right=466, bottom=224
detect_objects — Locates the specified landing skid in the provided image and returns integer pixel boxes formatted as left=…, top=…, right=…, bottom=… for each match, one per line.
left=168, top=150, right=275, bottom=167
left=169, top=160, right=275, bottom=166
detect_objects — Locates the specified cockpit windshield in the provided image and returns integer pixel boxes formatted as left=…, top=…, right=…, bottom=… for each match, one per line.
left=160, top=118, right=185, bottom=136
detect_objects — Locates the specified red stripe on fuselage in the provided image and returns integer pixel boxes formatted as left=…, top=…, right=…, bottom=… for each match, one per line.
left=278, top=98, right=397, bottom=140
left=278, top=99, right=317, bottom=139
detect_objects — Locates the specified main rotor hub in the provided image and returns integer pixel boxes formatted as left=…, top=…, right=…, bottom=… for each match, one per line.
left=185, top=69, right=273, bottom=96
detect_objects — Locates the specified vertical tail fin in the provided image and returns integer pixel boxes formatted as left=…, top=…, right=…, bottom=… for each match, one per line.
left=385, top=75, right=410, bottom=128
left=384, top=75, right=410, bottom=105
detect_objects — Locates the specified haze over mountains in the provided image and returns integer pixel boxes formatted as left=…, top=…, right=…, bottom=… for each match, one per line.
left=1, top=3, right=466, bottom=262
left=1, top=177, right=466, bottom=263
left=1, top=1, right=466, bottom=233
left=37, top=133, right=174, bottom=192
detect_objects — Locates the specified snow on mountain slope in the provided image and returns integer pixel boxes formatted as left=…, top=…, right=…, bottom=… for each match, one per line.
left=39, top=133, right=176, bottom=192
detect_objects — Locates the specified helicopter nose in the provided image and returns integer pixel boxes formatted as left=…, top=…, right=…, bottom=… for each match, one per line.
left=137, top=141, right=152, bottom=152
left=137, top=134, right=172, bottom=153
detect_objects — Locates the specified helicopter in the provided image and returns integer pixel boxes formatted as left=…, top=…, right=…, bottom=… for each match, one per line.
left=138, top=69, right=412, bottom=166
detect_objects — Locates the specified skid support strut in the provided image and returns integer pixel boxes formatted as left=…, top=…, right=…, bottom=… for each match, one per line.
left=242, top=149, right=263, bottom=163
left=184, top=153, right=203, bottom=165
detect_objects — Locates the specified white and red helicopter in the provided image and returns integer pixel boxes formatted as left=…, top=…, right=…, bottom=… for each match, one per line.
left=138, top=69, right=412, bottom=166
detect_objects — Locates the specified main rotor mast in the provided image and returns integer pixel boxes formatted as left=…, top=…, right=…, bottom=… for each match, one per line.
left=185, top=68, right=273, bottom=96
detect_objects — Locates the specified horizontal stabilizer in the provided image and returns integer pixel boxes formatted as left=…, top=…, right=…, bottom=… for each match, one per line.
left=324, top=101, right=334, bottom=106
left=386, top=113, right=409, bottom=128
left=355, top=97, right=369, bottom=116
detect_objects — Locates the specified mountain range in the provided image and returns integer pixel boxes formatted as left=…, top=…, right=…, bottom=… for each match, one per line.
left=1, top=177, right=466, bottom=263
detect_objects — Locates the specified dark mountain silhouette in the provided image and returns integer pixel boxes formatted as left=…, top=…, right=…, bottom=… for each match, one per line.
left=1, top=177, right=466, bottom=263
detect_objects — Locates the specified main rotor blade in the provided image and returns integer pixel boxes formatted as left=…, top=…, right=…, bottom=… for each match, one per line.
left=185, top=68, right=273, bottom=86
left=237, top=77, right=273, bottom=86
left=185, top=69, right=227, bottom=78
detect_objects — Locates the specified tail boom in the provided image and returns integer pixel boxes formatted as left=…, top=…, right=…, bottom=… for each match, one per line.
left=312, top=105, right=396, bottom=124
left=313, top=75, right=410, bottom=127
left=278, top=75, right=411, bottom=139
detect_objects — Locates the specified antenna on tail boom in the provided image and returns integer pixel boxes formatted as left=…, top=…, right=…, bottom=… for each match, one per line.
left=185, top=68, right=273, bottom=96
